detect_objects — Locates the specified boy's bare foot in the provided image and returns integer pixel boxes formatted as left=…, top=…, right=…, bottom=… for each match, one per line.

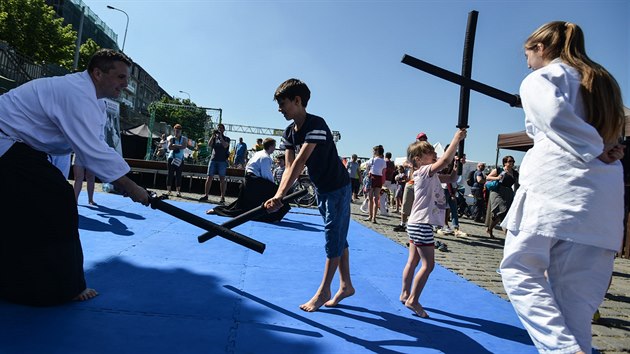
left=73, top=288, right=98, bottom=301
left=324, top=286, right=355, bottom=307
left=300, top=291, right=331, bottom=312
left=405, top=301, right=429, bottom=318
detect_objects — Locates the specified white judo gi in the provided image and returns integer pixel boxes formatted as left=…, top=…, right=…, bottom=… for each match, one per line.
left=500, top=59, right=623, bottom=354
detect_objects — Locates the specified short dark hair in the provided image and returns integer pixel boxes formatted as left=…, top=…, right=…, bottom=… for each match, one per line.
left=502, top=155, right=515, bottom=165
left=87, top=49, right=131, bottom=74
left=263, top=137, right=276, bottom=150
left=385, top=152, right=392, bottom=159
left=274, top=78, right=311, bottom=107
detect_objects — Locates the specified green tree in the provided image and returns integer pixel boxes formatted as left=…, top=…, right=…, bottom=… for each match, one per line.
left=77, top=38, right=100, bottom=71
left=149, top=97, right=208, bottom=142
left=0, top=0, right=76, bottom=69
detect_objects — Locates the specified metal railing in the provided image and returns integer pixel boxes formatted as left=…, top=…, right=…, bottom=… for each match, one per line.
left=0, top=42, right=69, bottom=87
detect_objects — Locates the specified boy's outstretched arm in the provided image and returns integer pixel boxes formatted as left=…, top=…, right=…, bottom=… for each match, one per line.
left=265, top=143, right=317, bottom=212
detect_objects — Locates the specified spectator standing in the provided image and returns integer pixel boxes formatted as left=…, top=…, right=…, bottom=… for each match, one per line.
left=273, top=153, right=286, bottom=184
left=199, top=123, right=231, bottom=204
left=394, top=165, right=407, bottom=213
left=254, top=138, right=264, bottom=151
left=394, top=132, right=428, bottom=232
left=384, top=152, right=397, bottom=206
left=346, top=154, right=361, bottom=202
left=166, top=124, right=187, bottom=197
left=471, top=162, right=486, bottom=222
left=234, top=137, right=248, bottom=168
left=365, top=145, right=386, bottom=223
left=485, top=156, right=519, bottom=237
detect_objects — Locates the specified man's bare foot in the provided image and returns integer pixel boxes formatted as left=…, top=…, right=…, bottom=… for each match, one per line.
left=89, top=201, right=97, bottom=206
left=486, top=228, right=494, bottom=238
left=73, top=288, right=98, bottom=301
left=324, top=286, right=355, bottom=307
left=299, top=292, right=331, bottom=312
left=405, top=301, right=429, bottom=318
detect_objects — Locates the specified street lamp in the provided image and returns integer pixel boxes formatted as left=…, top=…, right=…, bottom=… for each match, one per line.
left=178, top=90, right=191, bottom=100
left=106, top=5, right=129, bottom=52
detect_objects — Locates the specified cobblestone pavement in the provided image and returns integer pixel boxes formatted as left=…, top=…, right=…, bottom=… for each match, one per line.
left=347, top=201, right=630, bottom=354
left=88, top=185, right=629, bottom=353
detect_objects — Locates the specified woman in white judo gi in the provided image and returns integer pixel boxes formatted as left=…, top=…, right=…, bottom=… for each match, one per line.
left=500, top=21, right=625, bottom=354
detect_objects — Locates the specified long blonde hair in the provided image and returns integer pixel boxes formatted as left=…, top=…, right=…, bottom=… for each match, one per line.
left=525, top=21, right=624, bottom=143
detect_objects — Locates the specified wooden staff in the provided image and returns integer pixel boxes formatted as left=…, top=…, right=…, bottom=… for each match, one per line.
left=197, top=189, right=308, bottom=244
left=150, top=196, right=266, bottom=254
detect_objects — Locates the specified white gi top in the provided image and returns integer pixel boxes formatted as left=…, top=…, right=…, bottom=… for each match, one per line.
left=245, top=149, right=274, bottom=183
left=0, top=71, right=130, bottom=182
left=502, top=59, right=624, bottom=251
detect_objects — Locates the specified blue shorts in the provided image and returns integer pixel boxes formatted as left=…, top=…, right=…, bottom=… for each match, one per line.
left=207, top=161, right=227, bottom=177
left=317, top=183, right=351, bottom=258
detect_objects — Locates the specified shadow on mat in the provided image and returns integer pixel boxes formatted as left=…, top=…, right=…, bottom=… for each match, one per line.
left=0, top=259, right=320, bottom=354
left=83, top=204, right=146, bottom=220
left=78, top=215, right=134, bottom=236
left=273, top=219, right=322, bottom=232
left=423, top=307, right=532, bottom=345
left=226, top=286, right=493, bottom=354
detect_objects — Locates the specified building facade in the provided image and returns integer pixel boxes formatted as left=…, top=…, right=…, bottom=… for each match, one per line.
left=44, top=0, right=170, bottom=125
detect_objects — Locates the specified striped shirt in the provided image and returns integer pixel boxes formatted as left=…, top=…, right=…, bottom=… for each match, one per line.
left=279, top=113, right=348, bottom=193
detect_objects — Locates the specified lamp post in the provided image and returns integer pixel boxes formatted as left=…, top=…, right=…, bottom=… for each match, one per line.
left=106, top=5, right=129, bottom=52
left=179, top=90, right=191, bottom=100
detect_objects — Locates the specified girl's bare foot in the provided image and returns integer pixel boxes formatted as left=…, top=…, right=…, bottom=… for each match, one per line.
left=399, top=291, right=410, bottom=304
left=300, top=291, right=331, bottom=312
left=73, top=288, right=98, bottom=301
left=405, top=301, right=429, bottom=318
left=324, top=286, right=355, bottom=307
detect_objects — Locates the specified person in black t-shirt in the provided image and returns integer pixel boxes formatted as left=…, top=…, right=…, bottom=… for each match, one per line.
left=265, top=78, right=353, bottom=313
left=199, top=123, right=231, bottom=204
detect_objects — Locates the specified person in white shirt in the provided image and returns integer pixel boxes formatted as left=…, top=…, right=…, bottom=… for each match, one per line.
left=245, top=137, right=276, bottom=183
left=206, top=138, right=290, bottom=223
left=365, top=145, right=386, bottom=224
left=0, top=49, right=149, bottom=306
left=499, top=22, right=625, bottom=354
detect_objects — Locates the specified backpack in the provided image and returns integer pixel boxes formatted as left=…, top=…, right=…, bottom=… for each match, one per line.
left=466, top=170, right=475, bottom=187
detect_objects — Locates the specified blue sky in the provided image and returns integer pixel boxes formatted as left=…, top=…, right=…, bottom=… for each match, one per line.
left=82, top=0, right=629, bottom=164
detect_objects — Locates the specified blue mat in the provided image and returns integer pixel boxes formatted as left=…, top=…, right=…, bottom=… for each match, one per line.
left=0, top=192, right=536, bottom=354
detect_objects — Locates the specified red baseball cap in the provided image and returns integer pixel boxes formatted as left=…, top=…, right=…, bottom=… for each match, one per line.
left=416, top=132, right=427, bottom=140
